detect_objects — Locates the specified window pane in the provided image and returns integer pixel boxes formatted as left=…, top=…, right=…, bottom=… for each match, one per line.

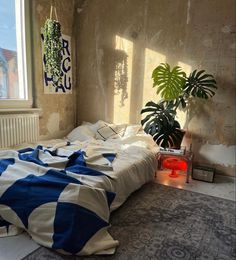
left=0, top=0, right=26, bottom=100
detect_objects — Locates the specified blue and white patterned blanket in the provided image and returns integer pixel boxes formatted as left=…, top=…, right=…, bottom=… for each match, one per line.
left=0, top=145, right=119, bottom=255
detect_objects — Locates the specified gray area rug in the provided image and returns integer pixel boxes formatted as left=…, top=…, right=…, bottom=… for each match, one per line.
left=23, top=183, right=236, bottom=260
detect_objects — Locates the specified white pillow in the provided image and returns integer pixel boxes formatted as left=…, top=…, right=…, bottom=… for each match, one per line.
left=82, top=120, right=107, bottom=133
left=81, top=121, right=93, bottom=126
left=123, top=124, right=142, bottom=138
left=96, top=123, right=126, bottom=141
left=67, top=125, right=95, bottom=142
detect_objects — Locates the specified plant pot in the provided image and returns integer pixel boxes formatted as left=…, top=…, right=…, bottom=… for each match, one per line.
left=170, top=129, right=186, bottom=149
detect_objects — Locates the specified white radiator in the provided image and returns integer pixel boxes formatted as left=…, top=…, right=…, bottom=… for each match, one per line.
left=0, top=114, right=39, bottom=148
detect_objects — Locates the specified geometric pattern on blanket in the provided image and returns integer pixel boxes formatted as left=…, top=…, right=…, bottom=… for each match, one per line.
left=0, top=147, right=118, bottom=255
left=0, top=216, right=23, bottom=237
left=18, top=145, right=116, bottom=175
left=66, top=150, right=115, bottom=178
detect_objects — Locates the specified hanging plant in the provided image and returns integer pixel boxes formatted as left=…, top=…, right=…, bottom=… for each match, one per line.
left=43, top=5, right=62, bottom=86
left=114, top=49, right=128, bottom=106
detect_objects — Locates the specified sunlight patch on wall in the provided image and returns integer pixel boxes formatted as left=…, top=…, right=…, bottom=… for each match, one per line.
left=142, top=48, right=166, bottom=107
left=113, top=35, right=133, bottom=124
left=176, top=61, right=192, bottom=128
left=176, top=109, right=187, bottom=129
left=178, top=61, right=192, bottom=76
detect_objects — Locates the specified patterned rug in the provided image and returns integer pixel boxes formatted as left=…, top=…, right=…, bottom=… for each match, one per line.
left=23, top=183, right=236, bottom=260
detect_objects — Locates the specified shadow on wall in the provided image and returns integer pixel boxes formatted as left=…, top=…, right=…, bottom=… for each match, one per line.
left=76, top=0, right=235, bottom=175
left=110, top=34, right=192, bottom=128
left=78, top=0, right=232, bottom=130
left=109, top=35, right=223, bottom=150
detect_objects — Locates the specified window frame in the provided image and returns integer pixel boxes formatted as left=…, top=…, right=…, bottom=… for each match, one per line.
left=0, top=0, right=33, bottom=110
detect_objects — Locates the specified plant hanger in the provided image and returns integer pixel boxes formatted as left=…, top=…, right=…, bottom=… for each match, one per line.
left=49, top=1, right=58, bottom=21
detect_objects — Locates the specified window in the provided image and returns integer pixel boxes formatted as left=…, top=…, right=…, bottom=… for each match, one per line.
left=0, top=0, right=32, bottom=109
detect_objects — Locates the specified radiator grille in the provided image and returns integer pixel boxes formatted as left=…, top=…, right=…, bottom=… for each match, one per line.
left=0, top=114, right=39, bottom=148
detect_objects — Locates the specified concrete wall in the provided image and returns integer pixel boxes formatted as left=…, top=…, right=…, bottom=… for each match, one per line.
left=76, top=0, right=236, bottom=176
left=32, top=0, right=77, bottom=140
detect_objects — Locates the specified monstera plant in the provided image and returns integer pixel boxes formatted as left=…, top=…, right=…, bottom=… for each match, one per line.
left=141, top=63, right=217, bottom=148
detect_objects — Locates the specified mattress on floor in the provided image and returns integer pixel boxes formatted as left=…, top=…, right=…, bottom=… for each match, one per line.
left=0, top=133, right=159, bottom=255
left=34, top=134, right=159, bottom=211
left=103, top=143, right=158, bottom=210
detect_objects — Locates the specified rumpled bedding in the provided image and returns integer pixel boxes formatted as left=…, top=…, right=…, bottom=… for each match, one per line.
left=0, top=127, right=158, bottom=255
left=0, top=146, right=119, bottom=255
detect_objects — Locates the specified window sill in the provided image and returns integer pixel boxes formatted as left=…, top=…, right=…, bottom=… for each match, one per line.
left=0, top=108, right=41, bottom=114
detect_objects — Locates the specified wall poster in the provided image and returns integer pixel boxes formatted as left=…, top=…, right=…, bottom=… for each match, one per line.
left=41, top=33, right=72, bottom=94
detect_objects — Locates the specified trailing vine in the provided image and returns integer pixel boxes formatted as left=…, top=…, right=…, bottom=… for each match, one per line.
left=43, top=9, right=63, bottom=86
left=114, top=49, right=128, bottom=107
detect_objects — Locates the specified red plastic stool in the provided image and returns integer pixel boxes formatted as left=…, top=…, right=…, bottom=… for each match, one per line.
left=162, top=157, right=187, bottom=178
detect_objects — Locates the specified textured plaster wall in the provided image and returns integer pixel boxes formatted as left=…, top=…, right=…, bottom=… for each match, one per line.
left=76, top=0, right=236, bottom=176
left=32, top=0, right=77, bottom=140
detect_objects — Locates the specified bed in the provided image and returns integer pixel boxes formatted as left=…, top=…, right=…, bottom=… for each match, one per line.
left=0, top=121, right=158, bottom=255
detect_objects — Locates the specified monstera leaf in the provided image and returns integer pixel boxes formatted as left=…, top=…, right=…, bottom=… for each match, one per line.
left=141, top=101, right=184, bottom=148
left=141, top=101, right=176, bottom=133
left=184, top=70, right=217, bottom=99
left=153, top=120, right=185, bottom=149
left=152, top=63, right=186, bottom=100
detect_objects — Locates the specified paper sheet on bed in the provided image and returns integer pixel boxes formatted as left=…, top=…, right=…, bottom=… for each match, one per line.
left=0, top=147, right=119, bottom=255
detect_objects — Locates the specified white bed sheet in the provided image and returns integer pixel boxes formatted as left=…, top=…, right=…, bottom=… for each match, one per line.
left=107, top=147, right=157, bottom=210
